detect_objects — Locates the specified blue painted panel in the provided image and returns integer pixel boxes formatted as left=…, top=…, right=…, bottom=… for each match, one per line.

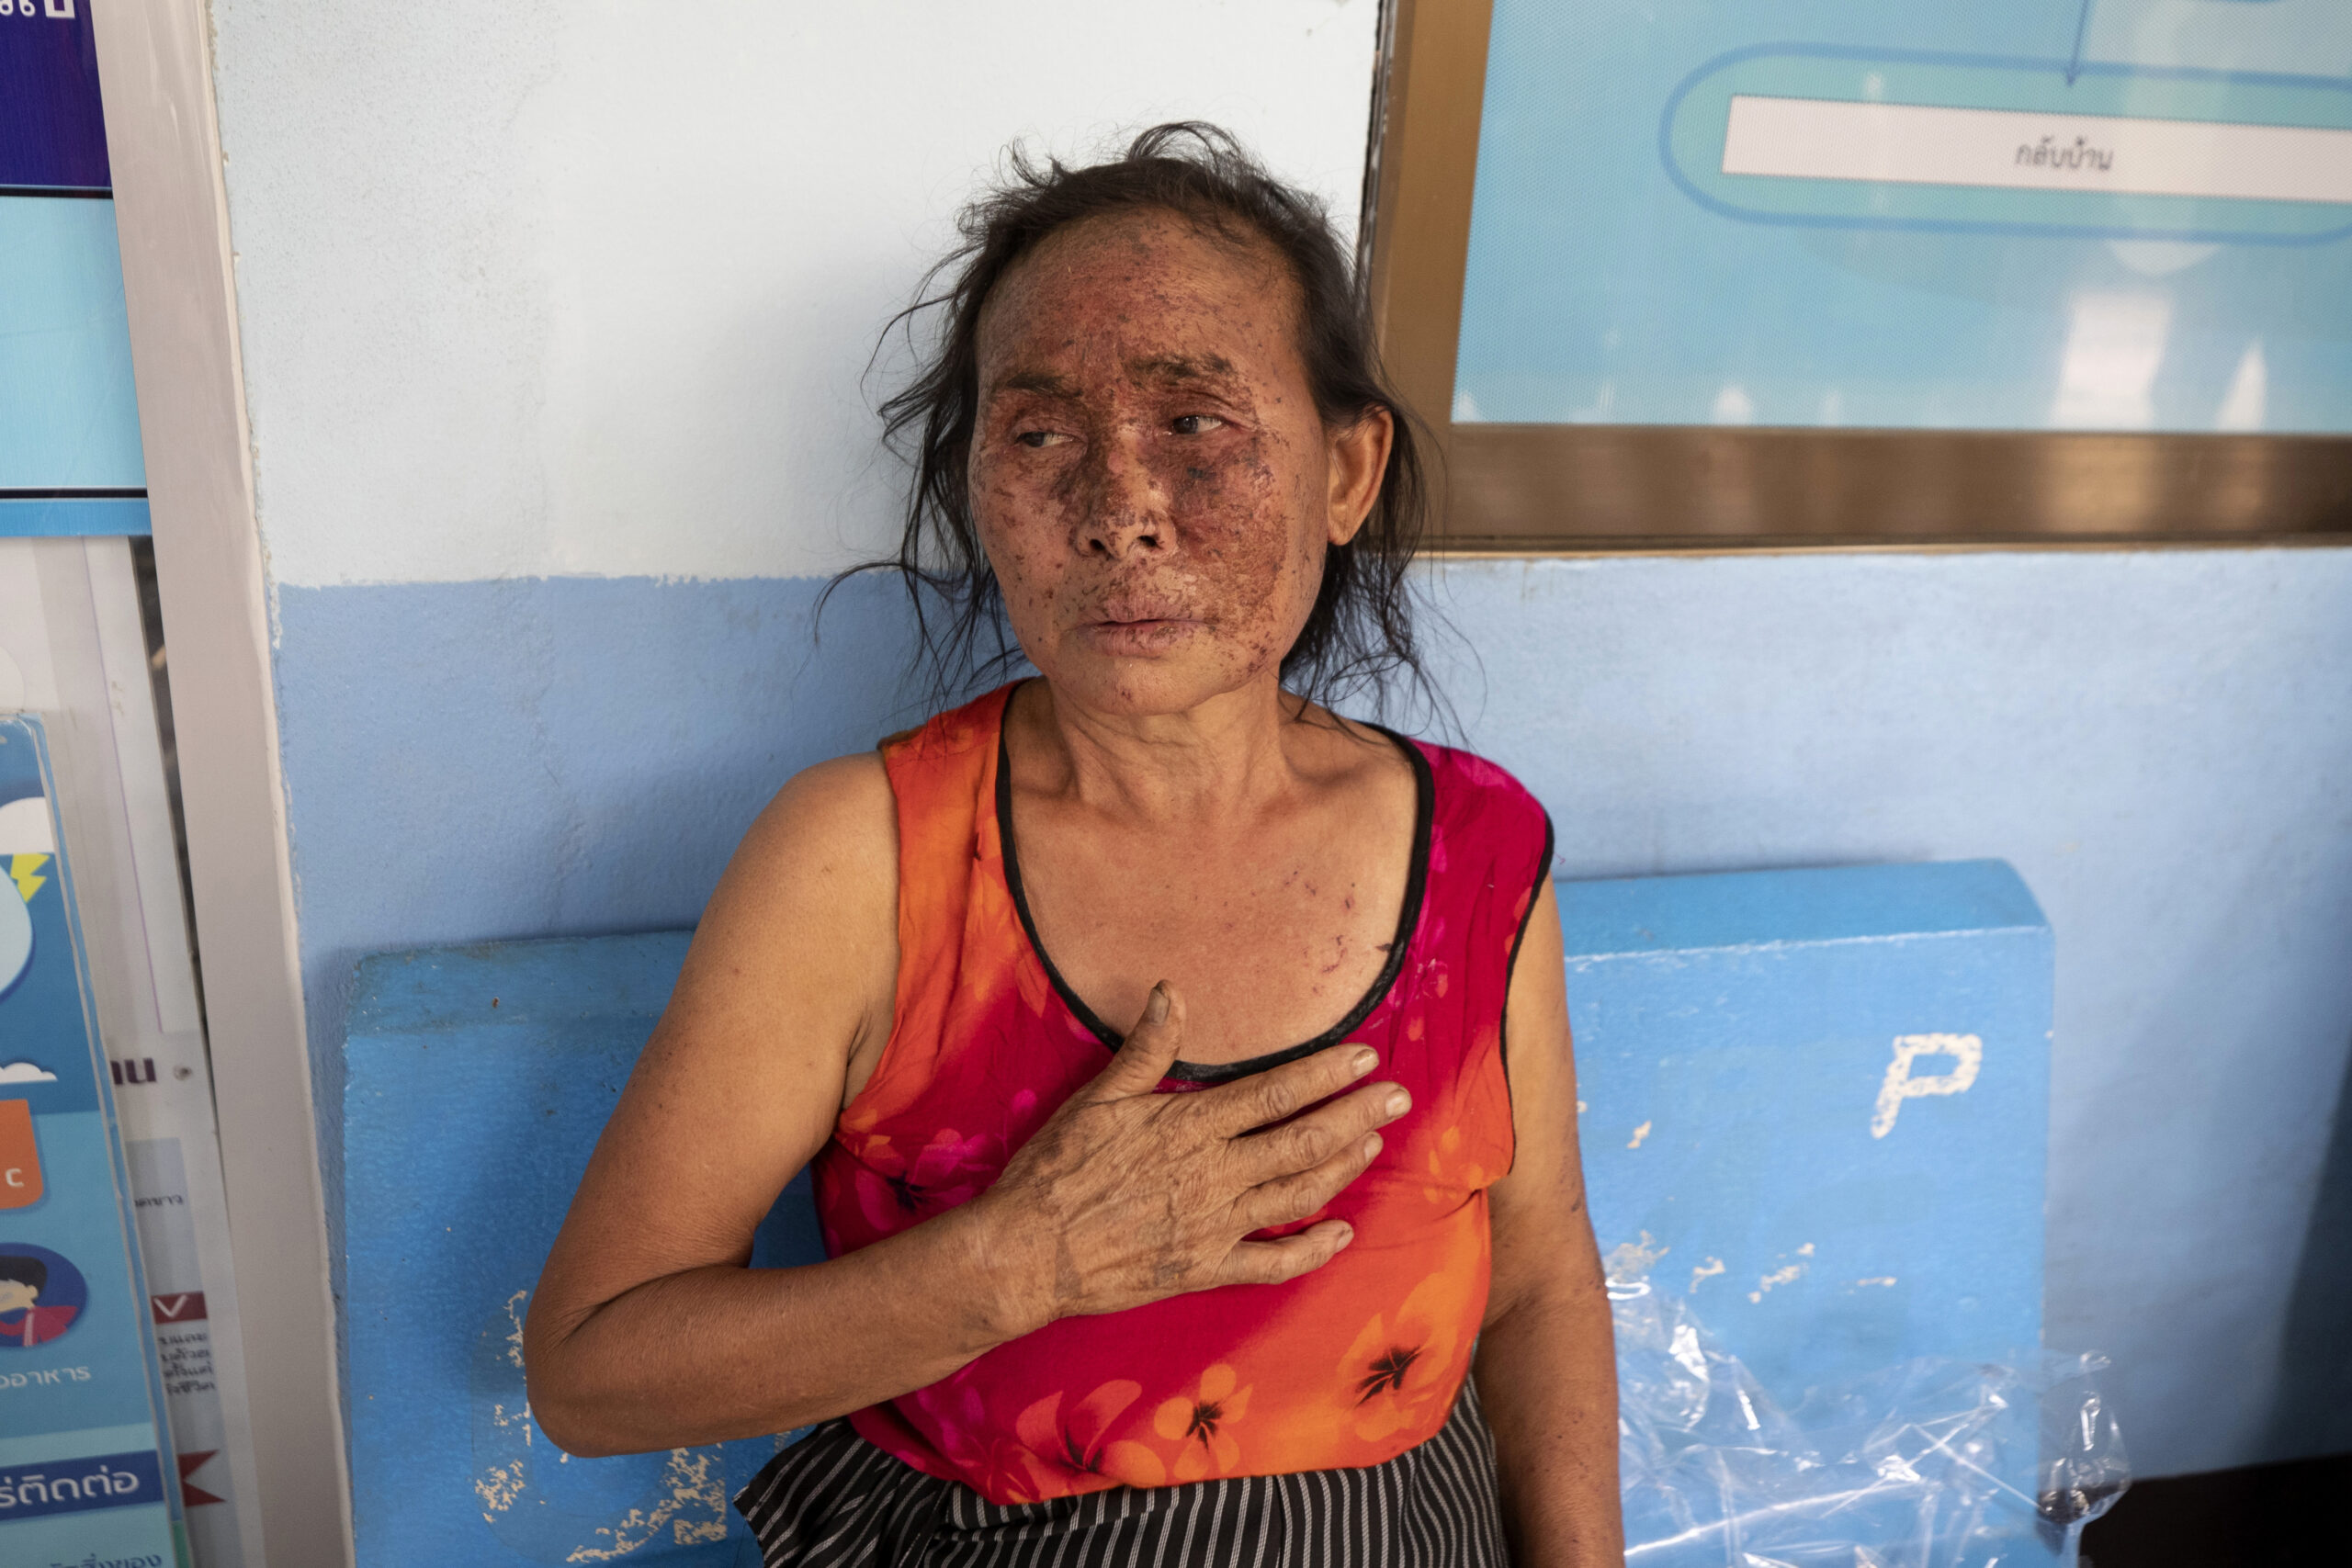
left=0, top=196, right=148, bottom=497
left=343, top=863, right=2052, bottom=1558
left=344, top=933, right=822, bottom=1568
left=0, top=497, right=148, bottom=536
left=1566, top=860, right=2051, bottom=1401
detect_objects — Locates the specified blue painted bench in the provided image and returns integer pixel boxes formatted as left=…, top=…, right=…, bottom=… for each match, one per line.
left=343, top=859, right=2050, bottom=1566
left=1566, top=859, right=2051, bottom=1396
left=345, top=932, right=808, bottom=1567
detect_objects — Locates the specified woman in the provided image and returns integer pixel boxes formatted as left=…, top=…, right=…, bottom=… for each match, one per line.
left=526, top=126, right=1621, bottom=1567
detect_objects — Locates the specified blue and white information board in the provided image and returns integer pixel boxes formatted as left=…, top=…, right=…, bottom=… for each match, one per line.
left=0, top=716, right=183, bottom=1567
left=1, top=1, right=152, bottom=536
left=1455, top=1, right=2352, bottom=432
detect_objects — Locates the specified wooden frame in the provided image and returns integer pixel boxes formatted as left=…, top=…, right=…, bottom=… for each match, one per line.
left=91, top=6, right=355, bottom=1564
left=1363, top=0, right=2352, bottom=549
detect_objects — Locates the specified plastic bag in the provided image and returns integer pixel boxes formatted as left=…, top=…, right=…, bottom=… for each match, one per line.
left=1610, top=1270, right=2128, bottom=1567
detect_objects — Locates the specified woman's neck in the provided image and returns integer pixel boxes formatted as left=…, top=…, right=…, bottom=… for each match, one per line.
left=1009, top=675, right=1318, bottom=829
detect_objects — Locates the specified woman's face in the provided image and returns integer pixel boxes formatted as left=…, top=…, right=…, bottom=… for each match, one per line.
left=968, top=209, right=1390, bottom=719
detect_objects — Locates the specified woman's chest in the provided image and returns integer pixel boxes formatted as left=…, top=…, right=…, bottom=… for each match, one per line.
left=1017, top=828, right=1412, bottom=1064
left=822, top=976, right=1509, bottom=1257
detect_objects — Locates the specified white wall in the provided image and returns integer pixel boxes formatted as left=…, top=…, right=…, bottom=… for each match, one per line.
left=209, top=0, right=1384, bottom=588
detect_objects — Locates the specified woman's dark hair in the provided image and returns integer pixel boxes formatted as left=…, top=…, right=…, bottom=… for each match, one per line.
left=842, top=122, right=1438, bottom=720
left=0, top=1254, right=46, bottom=1295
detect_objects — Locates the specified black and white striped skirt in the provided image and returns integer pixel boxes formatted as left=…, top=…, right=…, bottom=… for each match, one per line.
left=735, top=1379, right=1507, bottom=1568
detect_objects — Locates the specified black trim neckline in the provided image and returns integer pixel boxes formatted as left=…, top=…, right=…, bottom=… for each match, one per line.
left=996, top=705, right=1434, bottom=1085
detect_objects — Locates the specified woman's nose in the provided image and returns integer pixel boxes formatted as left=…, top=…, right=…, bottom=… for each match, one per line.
left=1079, top=431, right=1170, bottom=558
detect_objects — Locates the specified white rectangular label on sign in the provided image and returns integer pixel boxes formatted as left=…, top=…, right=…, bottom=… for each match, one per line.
left=1723, top=94, right=2352, bottom=206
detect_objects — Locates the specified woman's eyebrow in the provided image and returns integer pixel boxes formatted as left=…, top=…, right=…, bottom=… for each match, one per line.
left=1127, top=353, right=1238, bottom=387
left=990, top=368, right=1081, bottom=400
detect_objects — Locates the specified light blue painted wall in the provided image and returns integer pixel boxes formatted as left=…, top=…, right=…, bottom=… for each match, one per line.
left=278, top=547, right=2352, bottom=1479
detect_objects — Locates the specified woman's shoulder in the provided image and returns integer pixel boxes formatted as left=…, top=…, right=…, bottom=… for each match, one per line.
left=877, top=685, right=1016, bottom=769
left=673, top=748, right=899, bottom=1073
left=747, top=684, right=1016, bottom=874
left=1408, top=739, right=1543, bottom=807
left=775, top=749, right=894, bottom=816
left=729, top=750, right=899, bottom=899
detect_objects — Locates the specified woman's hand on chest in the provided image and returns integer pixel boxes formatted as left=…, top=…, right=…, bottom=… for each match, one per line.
left=975, top=982, right=1415, bottom=1332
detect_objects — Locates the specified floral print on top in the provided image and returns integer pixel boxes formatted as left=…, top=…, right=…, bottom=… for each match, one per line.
left=815, top=684, right=1552, bottom=1505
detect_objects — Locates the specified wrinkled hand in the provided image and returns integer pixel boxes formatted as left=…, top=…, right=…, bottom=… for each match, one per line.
left=977, top=982, right=1409, bottom=1328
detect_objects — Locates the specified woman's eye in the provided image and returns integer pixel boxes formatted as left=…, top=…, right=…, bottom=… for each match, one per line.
left=1015, top=430, right=1068, bottom=449
left=1170, top=414, right=1226, bottom=436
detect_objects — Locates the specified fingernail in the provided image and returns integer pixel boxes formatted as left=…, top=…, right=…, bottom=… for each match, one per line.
left=1363, top=1133, right=1384, bottom=1158
left=1146, top=984, right=1170, bottom=1025
left=1350, top=1048, right=1378, bottom=1077
left=1331, top=1224, right=1354, bottom=1248
left=1386, top=1089, right=1411, bottom=1117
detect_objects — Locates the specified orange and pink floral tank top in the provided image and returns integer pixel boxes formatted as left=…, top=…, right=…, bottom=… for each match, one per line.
left=813, top=684, right=1554, bottom=1506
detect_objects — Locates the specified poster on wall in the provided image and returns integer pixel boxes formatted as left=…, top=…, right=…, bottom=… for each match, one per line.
left=1456, top=0, right=2352, bottom=432
left=0, top=716, right=183, bottom=1566
left=1, top=0, right=151, bottom=536
left=0, top=541, right=268, bottom=1567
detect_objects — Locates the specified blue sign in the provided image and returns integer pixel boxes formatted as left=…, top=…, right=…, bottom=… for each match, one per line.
left=0, top=2, right=151, bottom=537
left=0, top=0, right=110, bottom=193
left=1456, top=0, right=2352, bottom=433
left=0, top=1450, right=165, bottom=1523
left=0, top=717, right=181, bottom=1567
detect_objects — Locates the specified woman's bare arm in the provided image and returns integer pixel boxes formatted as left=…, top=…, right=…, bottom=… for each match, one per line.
left=524, top=754, right=1410, bottom=1456
left=524, top=753, right=946, bottom=1452
left=1476, top=879, right=1624, bottom=1567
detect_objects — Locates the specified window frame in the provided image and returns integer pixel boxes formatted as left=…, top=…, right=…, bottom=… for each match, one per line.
left=1362, top=0, right=2352, bottom=550
left=89, top=6, right=356, bottom=1564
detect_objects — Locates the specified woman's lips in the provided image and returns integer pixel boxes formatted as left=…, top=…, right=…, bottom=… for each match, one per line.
left=1080, top=615, right=1203, bottom=656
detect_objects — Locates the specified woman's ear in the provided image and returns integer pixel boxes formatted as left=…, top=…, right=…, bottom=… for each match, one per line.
left=1325, top=406, right=1395, bottom=546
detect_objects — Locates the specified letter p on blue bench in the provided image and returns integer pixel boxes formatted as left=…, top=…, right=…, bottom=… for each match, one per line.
left=1563, top=858, right=2050, bottom=1399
